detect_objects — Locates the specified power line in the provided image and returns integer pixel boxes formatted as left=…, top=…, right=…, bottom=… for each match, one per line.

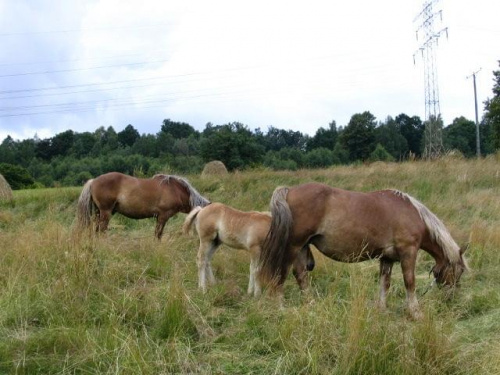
left=0, top=58, right=172, bottom=78
left=0, top=22, right=174, bottom=37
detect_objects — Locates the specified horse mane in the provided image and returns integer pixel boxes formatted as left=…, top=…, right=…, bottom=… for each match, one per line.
left=153, top=174, right=210, bottom=208
left=391, top=190, right=460, bottom=264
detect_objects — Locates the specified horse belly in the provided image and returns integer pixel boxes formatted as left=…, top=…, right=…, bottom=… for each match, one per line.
left=311, top=231, right=388, bottom=263
left=116, top=200, right=155, bottom=219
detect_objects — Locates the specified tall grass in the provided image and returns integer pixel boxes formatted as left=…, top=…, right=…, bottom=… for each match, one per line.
left=0, top=157, right=499, bottom=373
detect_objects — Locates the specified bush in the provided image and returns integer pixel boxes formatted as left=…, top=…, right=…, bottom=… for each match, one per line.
left=304, top=147, right=334, bottom=168
left=369, top=144, right=395, bottom=162
left=0, top=163, right=35, bottom=190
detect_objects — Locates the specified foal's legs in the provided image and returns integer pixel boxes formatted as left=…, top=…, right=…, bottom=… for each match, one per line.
left=400, top=247, right=422, bottom=319
left=248, top=246, right=262, bottom=296
left=197, top=239, right=218, bottom=293
left=378, top=258, right=394, bottom=310
left=205, top=242, right=218, bottom=286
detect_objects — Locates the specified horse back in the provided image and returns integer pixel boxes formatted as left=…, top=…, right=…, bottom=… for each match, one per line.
left=197, top=203, right=270, bottom=249
left=286, top=184, right=426, bottom=257
left=91, top=172, right=188, bottom=218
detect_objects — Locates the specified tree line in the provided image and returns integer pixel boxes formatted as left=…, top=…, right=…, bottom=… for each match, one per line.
left=1, top=61, right=499, bottom=189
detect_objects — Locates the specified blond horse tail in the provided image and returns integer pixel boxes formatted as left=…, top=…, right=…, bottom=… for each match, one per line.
left=182, top=206, right=203, bottom=235
left=259, top=186, right=293, bottom=285
left=77, top=179, right=94, bottom=229
left=393, top=190, right=461, bottom=264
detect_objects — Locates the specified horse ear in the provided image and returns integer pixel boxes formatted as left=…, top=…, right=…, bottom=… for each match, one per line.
left=460, top=243, right=469, bottom=255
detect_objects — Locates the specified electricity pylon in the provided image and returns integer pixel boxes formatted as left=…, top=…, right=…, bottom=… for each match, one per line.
left=414, top=0, right=448, bottom=158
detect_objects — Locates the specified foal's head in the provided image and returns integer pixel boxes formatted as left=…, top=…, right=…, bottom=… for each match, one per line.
left=433, top=244, right=469, bottom=287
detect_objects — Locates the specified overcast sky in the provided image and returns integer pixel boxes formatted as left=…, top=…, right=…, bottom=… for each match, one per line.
left=1, top=0, right=499, bottom=142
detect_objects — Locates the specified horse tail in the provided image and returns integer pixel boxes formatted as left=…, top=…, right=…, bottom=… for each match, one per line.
left=183, top=206, right=203, bottom=235
left=259, top=186, right=293, bottom=285
left=394, top=190, right=461, bottom=265
left=77, top=179, right=95, bottom=229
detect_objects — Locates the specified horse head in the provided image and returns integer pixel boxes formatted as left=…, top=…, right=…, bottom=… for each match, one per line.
left=432, top=244, right=469, bottom=287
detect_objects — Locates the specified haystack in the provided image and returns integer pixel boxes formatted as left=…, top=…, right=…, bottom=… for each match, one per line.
left=0, top=174, right=13, bottom=201
left=201, top=160, right=228, bottom=177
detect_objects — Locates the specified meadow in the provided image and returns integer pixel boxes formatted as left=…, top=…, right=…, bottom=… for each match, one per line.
left=0, top=156, right=499, bottom=374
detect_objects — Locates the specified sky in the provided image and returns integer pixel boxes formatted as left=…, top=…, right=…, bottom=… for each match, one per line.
left=0, top=0, right=499, bottom=142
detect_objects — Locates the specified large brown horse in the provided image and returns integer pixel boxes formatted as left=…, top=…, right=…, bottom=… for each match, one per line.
left=77, top=172, right=210, bottom=239
left=259, top=183, right=468, bottom=318
left=183, top=203, right=315, bottom=296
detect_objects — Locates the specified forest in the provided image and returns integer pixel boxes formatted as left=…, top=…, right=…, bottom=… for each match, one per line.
left=1, top=62, right=499, bottom=189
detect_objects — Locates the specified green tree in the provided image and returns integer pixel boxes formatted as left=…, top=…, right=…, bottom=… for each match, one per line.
left=395, top=114, right=424, bottom=157
left=0, top=136, right=17, bottom=164
left=304, top=147, right=334, bottom=168
left=118, top=124, right=140, bottom=147
left=161, top=119, right=198, bottom=139
left=443, top=117, right=476, bottom=157
left=331, top=142, right=349, bottom=165
left=200, top=122, right=264, bottom=170
left=375, top=117, right=408, bottom=160
left=483, top=61, right=500, bottom=150
left=51, top=130, right=75, bottom=157
left=369, top=144, right=395, bottom=162
left=339, top=111, right=377, bottom=162
left=264, top=126, right=308, bottom=151
left=0, top=163, right=35, bottom=189
left=71, top=132, right=97, bottom=158
left=133, top=134, right=161, bottom=157
left=307, top=121, right=338, bottom=151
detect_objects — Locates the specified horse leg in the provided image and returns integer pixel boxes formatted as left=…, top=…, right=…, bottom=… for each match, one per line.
left=400, top=248, right=422, bottom=319
left=292, top=246, right=311, bottom=291
left=197, top=240, right=218, bottom=293
left=155, top=210, right=175, bottom=240
left=378, top=258, right=394, bottom=310
left=248, top=247, right=261, bottom=297
left=97, top=209, right=111, bottom=233
left=205, top=240, right=218, bottom=286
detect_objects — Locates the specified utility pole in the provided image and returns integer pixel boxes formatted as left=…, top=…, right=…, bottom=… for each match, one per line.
left=414, top=0, right=448, bottom=159
left=467, top=69, right=482, bottom=157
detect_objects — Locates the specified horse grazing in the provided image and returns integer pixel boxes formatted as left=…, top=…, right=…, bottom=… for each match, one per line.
left=259, top=183, right=468, bottom=318
left=77, top=172, right=210, bottom=239
left=183, top=203, right=315, bottom=296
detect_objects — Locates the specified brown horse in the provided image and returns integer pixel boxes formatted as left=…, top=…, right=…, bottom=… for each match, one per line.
left=259, top=183, right=468, bottom=318
left=183, top=203, right=315, bottom=296
left=77, top=172, right=210, bottom=239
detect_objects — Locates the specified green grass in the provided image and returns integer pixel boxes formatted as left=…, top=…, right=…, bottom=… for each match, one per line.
left=1, top=157, right=499, bottom=374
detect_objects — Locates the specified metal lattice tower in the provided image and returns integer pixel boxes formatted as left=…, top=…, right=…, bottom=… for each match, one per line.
left=414, top=0, right=448, bottom=158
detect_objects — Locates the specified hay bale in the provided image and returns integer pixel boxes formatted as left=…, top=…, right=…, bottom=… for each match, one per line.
left=0, top=174, right=13, bottom=201
left=202, top=160, right=228, bottom=177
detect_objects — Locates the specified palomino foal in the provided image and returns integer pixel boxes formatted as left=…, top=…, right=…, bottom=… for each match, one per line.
left=183, top=203, right=315, bottom=296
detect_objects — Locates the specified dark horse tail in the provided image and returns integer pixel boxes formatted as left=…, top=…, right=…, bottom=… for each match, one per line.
left=77, top=179, right=95, bottom=230
left=259, top=186, right=293, bottom=285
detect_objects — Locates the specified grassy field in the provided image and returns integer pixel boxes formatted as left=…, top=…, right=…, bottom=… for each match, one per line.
left=1, top=156, right=499, bottom=374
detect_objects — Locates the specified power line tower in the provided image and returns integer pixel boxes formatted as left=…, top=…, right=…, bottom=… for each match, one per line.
left=414, top=0, right=448, bottom=158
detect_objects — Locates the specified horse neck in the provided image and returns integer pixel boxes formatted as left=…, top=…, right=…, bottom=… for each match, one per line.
left=169, top=180, right=193, bottom=213
left=421, top=239, right=449, bottom=268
